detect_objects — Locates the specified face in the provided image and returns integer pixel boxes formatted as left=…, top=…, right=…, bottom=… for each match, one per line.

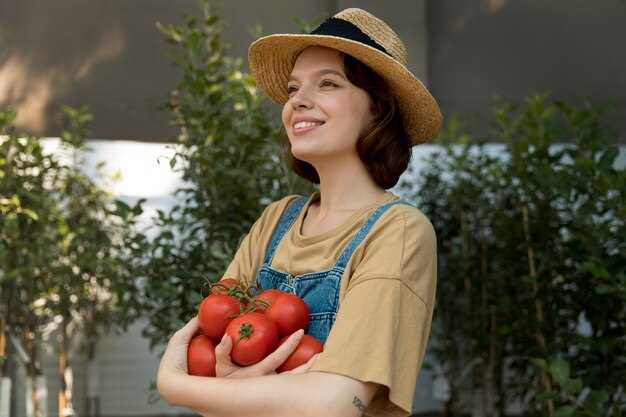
left=281, top=46, right=376, bottom=163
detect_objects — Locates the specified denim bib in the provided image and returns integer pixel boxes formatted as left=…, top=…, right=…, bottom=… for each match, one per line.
left=253, top=194, right=417, bottom=344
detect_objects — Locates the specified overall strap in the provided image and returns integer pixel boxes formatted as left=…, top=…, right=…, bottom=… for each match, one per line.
left=331, top=199, right=417, bottom=272
left=263, top=195, right=309, bottom=265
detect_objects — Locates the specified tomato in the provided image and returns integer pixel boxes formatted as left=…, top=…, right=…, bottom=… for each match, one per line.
left=211, top=277, right=239, bottom=295
left=252, top=289, right=285, bottom=312
left=276, top=334, right=324, bottom=373
left=198, top=294, right=244, bottom=341
left=264, top=293, right=310, bottom=337
left=187, top=333, right=216, bottom=377
left=209, top=277, right=250, bottom=308
left=225, top=312, right=279, bottom=366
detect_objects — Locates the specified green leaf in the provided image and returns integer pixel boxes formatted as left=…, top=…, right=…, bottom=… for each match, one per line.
left=21, top=208, right=39, bottom=221
left=583, top=390, right=609, bottom=414
left=132, top=202, right=144, bottom=216
left=561, top=378, right=583, bottom=395
left=114, top=200, right=132, bottom=215
left=554, top=405, right=576, bottom=417
left=549, top=358, right=570, bottom=386
left=595, top=284, right=615, bottom=295
left=582, top=260, right=610, bottom=279
left=598, top=145, right=619, bottom=169
left=536, top=391, right=557, bottom=402
left=529, top=357, right=549, bottom=371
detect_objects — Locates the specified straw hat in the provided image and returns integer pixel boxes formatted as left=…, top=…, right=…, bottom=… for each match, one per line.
left=248, top=8, right=443, bottom=146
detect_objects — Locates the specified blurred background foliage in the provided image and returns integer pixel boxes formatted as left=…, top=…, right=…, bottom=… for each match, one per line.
left=0, top=106, right=147, bottom=416
left=137, top=0, right=315, bottom=351
left=409, top=94, right=625, bottom=416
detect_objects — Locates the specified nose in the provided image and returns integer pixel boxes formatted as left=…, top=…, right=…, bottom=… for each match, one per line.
left=290, top=85, right=313, bottom=110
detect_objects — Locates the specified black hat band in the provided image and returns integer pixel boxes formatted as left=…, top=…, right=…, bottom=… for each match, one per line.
left=310, top=17, right=391, bottom=57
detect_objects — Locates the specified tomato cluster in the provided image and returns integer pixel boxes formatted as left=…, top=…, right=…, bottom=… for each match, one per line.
left=187, top=277, right=324, bottom=377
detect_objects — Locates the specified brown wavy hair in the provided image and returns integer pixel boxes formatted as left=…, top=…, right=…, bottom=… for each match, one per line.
left=280, top=52, right=412, bottom=189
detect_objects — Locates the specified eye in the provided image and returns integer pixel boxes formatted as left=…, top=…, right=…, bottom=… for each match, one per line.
left=287, top=85, right=298, bottom=95
left=320, top=80, right=338, bottom=87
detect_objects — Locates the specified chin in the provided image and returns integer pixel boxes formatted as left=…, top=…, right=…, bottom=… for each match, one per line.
left=290, top=148, right=317, bottom=163
left=288, top=133, right=348, bottom=161
left=289, top=143, right=325, bottom=163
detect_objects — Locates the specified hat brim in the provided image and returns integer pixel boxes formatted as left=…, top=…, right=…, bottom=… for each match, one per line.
left=248, top=33, right=443, bottom=145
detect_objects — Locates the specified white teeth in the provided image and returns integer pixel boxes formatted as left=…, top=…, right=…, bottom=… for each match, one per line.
left=294, top=121, right=324, bottom=129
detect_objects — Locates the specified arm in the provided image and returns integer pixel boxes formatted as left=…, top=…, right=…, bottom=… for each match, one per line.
left=157, top=316, right=379, bottom=417
left=161, top=369, right=379, bottom=417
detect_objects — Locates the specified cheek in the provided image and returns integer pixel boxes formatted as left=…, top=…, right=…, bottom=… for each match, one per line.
left=355, top=98, right=376, bottom=135
left=343, top=101, right=372, bottom=136
left=281, top=105, right=291, bottom=130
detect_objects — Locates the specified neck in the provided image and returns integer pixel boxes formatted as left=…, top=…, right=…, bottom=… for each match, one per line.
left=309, top=154, right=388, bottom=217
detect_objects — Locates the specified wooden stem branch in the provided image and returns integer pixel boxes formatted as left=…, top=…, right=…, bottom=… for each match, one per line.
left=522, top=204, right=554, bottom=417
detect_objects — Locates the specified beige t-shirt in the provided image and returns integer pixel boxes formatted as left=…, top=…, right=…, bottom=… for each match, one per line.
left=222, top=190, right=438, bottom=416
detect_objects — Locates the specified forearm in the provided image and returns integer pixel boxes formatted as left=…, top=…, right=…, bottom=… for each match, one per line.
left=161, top=372, right=319, bottom=417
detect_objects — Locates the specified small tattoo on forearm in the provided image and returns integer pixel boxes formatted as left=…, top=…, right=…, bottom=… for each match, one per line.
left=353, top=395, right=366, bottom=412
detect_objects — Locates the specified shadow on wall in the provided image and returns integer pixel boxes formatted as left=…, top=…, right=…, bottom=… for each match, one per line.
left=0, top=2, right=126, bottom=134
left=448, top=0, right=510, bottom=32
left=0, top=0, right=191, bottom=141
left=0, top=0, right=340, bottom=142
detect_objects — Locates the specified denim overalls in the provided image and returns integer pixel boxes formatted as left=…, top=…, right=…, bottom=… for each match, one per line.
left=253, top=194, right=417, bottom=344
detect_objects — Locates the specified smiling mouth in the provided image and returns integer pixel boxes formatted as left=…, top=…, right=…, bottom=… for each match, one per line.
left=293, top=121, right=325, bottom=135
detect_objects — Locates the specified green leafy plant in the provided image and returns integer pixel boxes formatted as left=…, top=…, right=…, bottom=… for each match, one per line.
left=139, top=0, right=315, bottom=358
left=0, top=105, right=147, bottom=416
left=409, top=93, right=625, bottom=417
left=531, top=357, right=615, bottom=417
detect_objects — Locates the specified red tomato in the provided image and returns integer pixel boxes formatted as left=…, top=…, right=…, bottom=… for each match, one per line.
left=211, top=277, right=250, bottom=307
left=198, top=294, right=244, bottom=341
left=210, top=277, right=239, bottom=295
left=264, top=293, right=310, bottom=337
left=187, top=334, right=216, bottom=377
left=276, top=334, right=324, bottom=373
left=252, top=289, right=285, bottom=312
left=225, top=312, right=279, bottom=366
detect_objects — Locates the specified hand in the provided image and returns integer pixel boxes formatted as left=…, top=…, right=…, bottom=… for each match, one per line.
left=156, top=315, right=199, bottom=402
left=214, top=328, right=321, bottom=378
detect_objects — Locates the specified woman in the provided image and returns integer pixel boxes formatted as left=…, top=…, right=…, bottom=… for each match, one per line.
left=156, top=7, right=442, bottom=417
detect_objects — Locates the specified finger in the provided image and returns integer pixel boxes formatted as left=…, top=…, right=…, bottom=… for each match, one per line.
left=214, top=334, right=235, bottom=365
left=254, top=329, right=304, bottom=372
left=285, top=353, right=321, bottom=374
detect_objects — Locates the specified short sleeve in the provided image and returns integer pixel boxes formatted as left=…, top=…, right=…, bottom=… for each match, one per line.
left=309, top=208, right=438, bottom=416
left=221, top=214, right=264, bottom=288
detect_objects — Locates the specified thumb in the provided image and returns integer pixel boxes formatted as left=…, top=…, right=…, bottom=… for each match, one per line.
left=215, top=333, right=233, bottom=358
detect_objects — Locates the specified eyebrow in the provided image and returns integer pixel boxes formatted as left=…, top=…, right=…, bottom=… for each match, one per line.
left=288, top=69, right=347, bottom=82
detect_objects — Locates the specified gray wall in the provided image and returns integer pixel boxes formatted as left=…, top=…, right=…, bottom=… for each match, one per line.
left=428, top=0, right=626, bottom=140
left=0, top=0, right=428, bottom=142
left=11, top=319, right=193, bottom=417
left=5, top=1, right=621, bottom=144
